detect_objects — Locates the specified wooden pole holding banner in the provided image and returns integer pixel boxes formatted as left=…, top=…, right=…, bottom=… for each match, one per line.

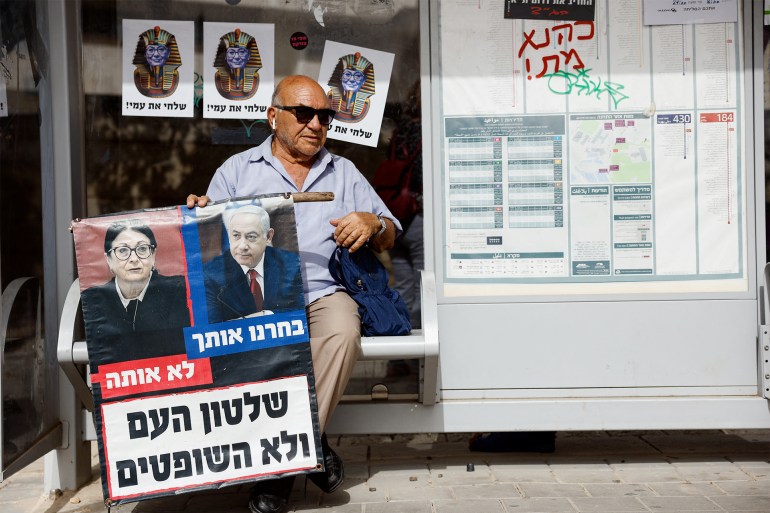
left=286, top=192, right=334, bottom=203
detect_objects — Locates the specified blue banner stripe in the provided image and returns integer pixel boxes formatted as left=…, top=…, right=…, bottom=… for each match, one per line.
left=181, top=207, right=210, bottom=326
left=183, top=310, right=309, bottom=359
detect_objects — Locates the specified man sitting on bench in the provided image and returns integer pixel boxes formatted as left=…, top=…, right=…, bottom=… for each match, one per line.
left=187, top=74, right=401, bottom=513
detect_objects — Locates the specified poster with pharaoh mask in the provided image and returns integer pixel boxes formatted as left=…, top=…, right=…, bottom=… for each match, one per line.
left=121, top=19, right=195, bottom=117
left=71, top=194, right=321, bottom=505
left=203, top=22, right=275, bottom=120
left=318, top=41, right=394, bottom=147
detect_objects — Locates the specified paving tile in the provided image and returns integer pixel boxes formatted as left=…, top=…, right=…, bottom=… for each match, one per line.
left=390, top=434, right=435, bottom=445
left=475, top=452, right=552, bottom=465
left=334, top=434, right=389, bottom=446
left=433, top=498, right=505, bottom=513
left=338, top=462, right=370, bottom=481
left=4, top=431, right=770, bottom=513
left=418, top=441, right=474, bottom=457
left=605, top=457, right=673, bottom=467
left=427, top=455, right=500, bottom=468
left=2, top=473, right=45, bottom=488
left=644, top=433, right=764, bottom=455
left=723, top=430, right=770, bottom=443
left=368, top=444, right=435, bottom=462
left=518, top=483, right=589, bottom=498
left=442, top=433, right=470, bottom=443
left=488, top=459, right=554, bottom=470
left=720, top=452, right=770, bottom=463
left=672, top=460, right=743, bottom=468
left=321, top=478, right=386, bottom=504
left=0, top=484, right=46, bottom=502
left=490, top=468, right=558, bottom=483
left=64, top=480, right=105, bottom=503
left=558, top=431, right=613, bottom=440
left=501, top=497, right=577, bottom=512
left=551, top=469, right=622, bottom=484
left=713, top=480, right=770, bottom=495
left=673, top=466, right=754, bottom=482
left=582, top=483, right=654, bottom=497
left=547, top=459, right=612, bottom=470
left=369, top=463, right=431, bottom=478
left=367, top=474, right=434, bottom=490
left=387, top=484, right=454, bottom=502
left=302, top=503, right=362, bottom=513
left=731, top=459, right=770, bottom=468
left=612, top=467, right=685, bottom=483
left=333, top=443, right=370, bottom=464
left=708, top=495, right=770, bottom=511
left=637, top=496, right=722, bottom=511
left=0, top=500, right=47, bottom=513
left=647, top=482, right=726, bottom=497
left=570, top=496, right=649, bottom=511
left=430, top=464, right=494, bottom=486
left=730, top=461, right=770, bottom=481
left=363, top=500, right=432, bottom=513
left=451, top=483, right=521, bottom=499
left=736, top=468, right=770, bottom=481
left=551, top=437, right=657, bottom=455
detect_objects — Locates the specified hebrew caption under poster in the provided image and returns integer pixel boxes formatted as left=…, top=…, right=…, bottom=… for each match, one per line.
left=72, top=194, right=321, bottom=505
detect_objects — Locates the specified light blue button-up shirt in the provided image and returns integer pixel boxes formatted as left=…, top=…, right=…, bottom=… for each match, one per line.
left=207, top=136, right=402, bottom=305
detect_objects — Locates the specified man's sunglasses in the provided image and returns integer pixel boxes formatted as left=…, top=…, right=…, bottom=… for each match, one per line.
left=275, top=105, right=335, bottom=126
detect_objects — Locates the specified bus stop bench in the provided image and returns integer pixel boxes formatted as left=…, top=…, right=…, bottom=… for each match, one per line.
left=57, top=271, right=439, bottom=420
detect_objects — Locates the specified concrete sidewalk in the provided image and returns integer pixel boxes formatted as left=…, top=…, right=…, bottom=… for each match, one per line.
left=2, top=430, right=768, bottom=513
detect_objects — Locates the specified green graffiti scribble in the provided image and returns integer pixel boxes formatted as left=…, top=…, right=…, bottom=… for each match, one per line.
left=194, top=72, right=203, bottom=107
left=544, top=68, right=628, bottom=109
left=241, top=119, right=265, bottom=139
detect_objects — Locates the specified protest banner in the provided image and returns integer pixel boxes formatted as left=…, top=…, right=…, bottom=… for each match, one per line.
left=71, top=194, right=321, bottom=505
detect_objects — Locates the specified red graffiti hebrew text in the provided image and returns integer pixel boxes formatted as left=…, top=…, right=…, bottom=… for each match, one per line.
left=518, top=21, right=594, bottom=80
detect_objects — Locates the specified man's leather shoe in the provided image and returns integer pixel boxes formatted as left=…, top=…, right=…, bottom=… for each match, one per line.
left=248, top=475, right=295, bottom=513
left=308, top=433, right=345, bottom=493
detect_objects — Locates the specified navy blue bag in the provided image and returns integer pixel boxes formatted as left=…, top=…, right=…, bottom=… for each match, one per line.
left=328, top=246, right=411, bottom=336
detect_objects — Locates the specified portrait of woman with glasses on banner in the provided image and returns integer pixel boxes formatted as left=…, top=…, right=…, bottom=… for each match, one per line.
left=79, top=218, right=191, bottom=361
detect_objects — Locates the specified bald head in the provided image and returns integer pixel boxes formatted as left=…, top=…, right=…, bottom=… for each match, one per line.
left=272, top=75, right=328, bottom=107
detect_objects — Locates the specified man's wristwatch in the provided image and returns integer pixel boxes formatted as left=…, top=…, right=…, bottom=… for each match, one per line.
left=374, top=214, right=386, bottom=238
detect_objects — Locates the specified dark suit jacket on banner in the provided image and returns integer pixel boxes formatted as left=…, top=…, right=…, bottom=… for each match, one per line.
left=203, top=246, right=304, bottom=324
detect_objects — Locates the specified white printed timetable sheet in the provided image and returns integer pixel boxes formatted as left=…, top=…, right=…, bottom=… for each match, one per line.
left=439, top=1, right=746, bottom=294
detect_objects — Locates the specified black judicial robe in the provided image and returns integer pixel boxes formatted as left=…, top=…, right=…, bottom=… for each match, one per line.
left=81, top=272, right=190, bottom=363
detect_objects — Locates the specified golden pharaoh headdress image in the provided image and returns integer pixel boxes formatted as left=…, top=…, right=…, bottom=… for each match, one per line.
left=213, top=28, right=263, bottom=100
left=131, top=26, right=182, bottom=98
left=327, top=52, right=375, bottom=122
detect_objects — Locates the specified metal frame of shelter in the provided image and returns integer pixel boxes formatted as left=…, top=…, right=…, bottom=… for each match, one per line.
left=0, top=0, right=767, bottom=495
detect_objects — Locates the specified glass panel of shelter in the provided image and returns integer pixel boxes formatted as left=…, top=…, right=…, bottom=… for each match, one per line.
left=80, top=0, right=422, bottom=401
left=0, top=0, right=47, bottom=468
